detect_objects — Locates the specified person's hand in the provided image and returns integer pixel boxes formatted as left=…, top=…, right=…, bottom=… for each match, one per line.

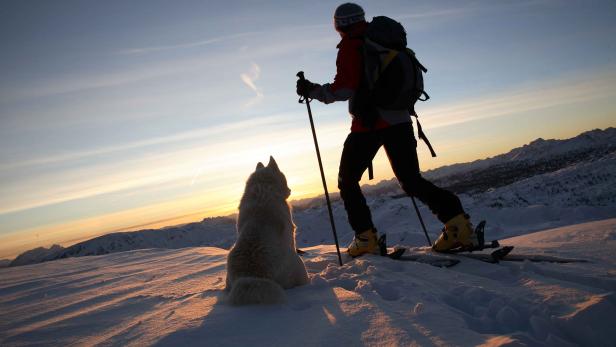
left=296, top=78, right=317, bottom=97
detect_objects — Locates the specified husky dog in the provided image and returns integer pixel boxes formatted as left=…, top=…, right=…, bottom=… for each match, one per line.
left=225, top=156, right=309, bottom=305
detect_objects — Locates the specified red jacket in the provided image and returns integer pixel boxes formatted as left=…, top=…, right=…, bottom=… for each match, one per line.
left=309, top=22, right=390, bottom=132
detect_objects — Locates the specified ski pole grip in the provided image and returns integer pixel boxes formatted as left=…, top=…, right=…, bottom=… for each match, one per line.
left=297, top=71, right=308, bottom=103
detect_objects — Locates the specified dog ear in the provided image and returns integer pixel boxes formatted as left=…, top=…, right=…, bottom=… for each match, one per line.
left=256, top=162, right=265, bottom=170
left=267, top=156, right=279, bottom=171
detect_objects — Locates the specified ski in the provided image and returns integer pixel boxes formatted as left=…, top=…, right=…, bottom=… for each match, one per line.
left=444, top=239, right=501, bottom=254
left=455, top=249, right=588, bottom=264
left=435, top=221, right=589, bottom=264
left=394, top=253, right=460, bottom=267
left=448, top=246, right=514, bottom=264
left=378, top=234, right=459, bottom=267
left=441, top=246, right=588, bottom=264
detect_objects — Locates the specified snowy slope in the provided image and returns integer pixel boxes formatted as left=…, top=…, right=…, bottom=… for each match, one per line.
left=1, top=219, right=615, bottom=346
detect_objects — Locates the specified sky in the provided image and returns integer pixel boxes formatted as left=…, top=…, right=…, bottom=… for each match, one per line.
left=1, top=0, right=615, bottom=259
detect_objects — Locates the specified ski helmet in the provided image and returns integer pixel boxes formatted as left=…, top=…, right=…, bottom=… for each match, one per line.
left=334, top=3, right=365, bottom=31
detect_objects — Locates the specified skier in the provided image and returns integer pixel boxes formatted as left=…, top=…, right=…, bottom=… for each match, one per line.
left=296, top=3, right=480, bottom=257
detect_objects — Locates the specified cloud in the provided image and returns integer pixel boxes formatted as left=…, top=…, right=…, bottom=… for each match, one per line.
left=420, top=69, right=616, bottom=129
left=1, top=31, right=333, bottom=104
left=0, top=113, right=346, bottom=216
left=117, top=31, right=260, bottom=55
left=240, top=62, right=264, bottom=107
left=0, top=115, right=288, bottom=172
left=397, top=7, right=471, bottom=21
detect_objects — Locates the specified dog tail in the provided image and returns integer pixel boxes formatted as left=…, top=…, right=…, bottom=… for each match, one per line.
left=227, top=277, right=286, bottom=305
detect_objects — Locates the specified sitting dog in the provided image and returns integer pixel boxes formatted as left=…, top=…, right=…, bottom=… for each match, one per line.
left=225, top=156, right=309, bottom=305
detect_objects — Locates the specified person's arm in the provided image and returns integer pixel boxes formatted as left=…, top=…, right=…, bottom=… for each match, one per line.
left=310, top=38, right=363, bottom=104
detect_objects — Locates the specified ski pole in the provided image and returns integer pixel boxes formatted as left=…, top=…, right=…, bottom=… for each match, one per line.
left=410, top=196, right=432, bottom=246
left=297, top=71, right=343, bottom=266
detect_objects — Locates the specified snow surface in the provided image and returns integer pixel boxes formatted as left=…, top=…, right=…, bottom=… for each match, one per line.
left=1, top=219, right=615, bottom=346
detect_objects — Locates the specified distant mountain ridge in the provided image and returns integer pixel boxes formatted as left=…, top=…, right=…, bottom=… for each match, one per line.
left=9, top=217, right=236, bottom=267
left=424, top=127, right=616, bottom=193
left=292, top=127, right=616, bottom=208
left=7, top=127, right=616, bottom=267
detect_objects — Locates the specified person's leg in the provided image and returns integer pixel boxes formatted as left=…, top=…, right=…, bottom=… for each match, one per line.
left=338, top=131, right=382, bottom=233
left=382, top=123, right=463, bottom=223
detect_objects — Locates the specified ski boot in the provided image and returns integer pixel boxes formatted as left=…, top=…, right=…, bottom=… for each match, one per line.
left=433, top=214, right=480, bottom=252
left=347, top=228, right=380, bottom=258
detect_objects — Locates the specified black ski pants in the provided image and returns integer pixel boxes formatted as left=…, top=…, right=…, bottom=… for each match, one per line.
left=338, top=122, right=464, bottom=234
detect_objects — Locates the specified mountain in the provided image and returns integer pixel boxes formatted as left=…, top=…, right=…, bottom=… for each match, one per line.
left=9, top=127, right=616, bottom=267
left=9, top=217, right=236, bottom=267
left=9, top=244, right=65, bottom=267
left=423, top=127, right=616, bottom=193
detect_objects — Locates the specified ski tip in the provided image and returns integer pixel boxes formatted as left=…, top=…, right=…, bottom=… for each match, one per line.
left=387, top=248, right=406, bottom=259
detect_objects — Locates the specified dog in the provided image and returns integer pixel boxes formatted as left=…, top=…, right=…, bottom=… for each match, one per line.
left=225, top=156, right=309, bottom=305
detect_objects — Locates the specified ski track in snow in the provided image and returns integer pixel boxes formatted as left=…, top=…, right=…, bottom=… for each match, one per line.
left=1, top=219, right=615, bottom=346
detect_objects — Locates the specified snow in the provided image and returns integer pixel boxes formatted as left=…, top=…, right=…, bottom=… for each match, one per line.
left=1, top=219, right=615, bottom=346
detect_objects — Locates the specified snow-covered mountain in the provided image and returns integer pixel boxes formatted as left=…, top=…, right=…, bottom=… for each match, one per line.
left=424, top=127, right=616, bottom=193
left=8, top=128, right=616, bottom=267
left=9, top=217, right=236, bottom=267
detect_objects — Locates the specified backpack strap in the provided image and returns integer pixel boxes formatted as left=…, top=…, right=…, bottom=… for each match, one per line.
left=380, top=50, right=399, bottom=75
left=418, top=91, right=430, bottom=101
left=406, top=49, right=430, bottom=102
left=405, top=49, right=436, bottom=157
left=413, top=114, right=437, bottom=158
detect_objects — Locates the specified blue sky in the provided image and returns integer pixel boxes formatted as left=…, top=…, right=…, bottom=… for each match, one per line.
left=1, top=0, right=615, bottom=258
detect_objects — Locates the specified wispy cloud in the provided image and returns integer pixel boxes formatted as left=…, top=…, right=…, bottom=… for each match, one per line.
left=1, top=35, right=331, bottom=105
left=421, top=69, right=616, bottom=129
left=397, top=0, right=555, bottom=23
left=0, top=60, right=198, bottom=104
left=117, top=31, right=260, bottom=55
left=240, top=62, right=264, bottom=107
left=397, top=7, right=471, bottom=21
left=0, top=115, right=288, bottom=171
left=0, top=114, right=346, bottom=216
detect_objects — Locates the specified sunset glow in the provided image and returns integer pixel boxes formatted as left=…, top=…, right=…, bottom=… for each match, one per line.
left=1, top=0, right=615, bottom=259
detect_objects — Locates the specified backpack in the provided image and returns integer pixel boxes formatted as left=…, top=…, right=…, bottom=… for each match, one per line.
left=363, top=16, right=429, bottom=112
left=353, top=16, right=436, bottom=160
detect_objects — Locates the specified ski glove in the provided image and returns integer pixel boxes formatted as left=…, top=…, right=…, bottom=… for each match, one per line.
left=296, top=78, right=318, bottom=98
